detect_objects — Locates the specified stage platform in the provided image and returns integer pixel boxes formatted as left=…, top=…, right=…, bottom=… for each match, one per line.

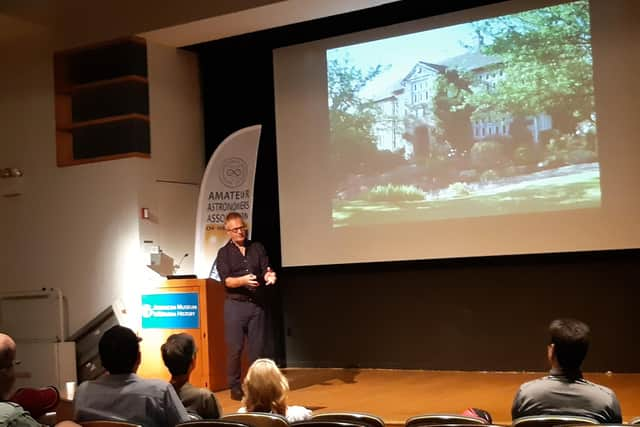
left=214, top=369, right=640, bottom=426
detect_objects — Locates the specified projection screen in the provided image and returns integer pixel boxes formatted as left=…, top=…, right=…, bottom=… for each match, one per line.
left=274, top=0, right=640, bottom=267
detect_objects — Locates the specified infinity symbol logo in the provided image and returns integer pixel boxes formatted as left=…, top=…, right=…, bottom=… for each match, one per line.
left=219, top=157, right=248, bottom=188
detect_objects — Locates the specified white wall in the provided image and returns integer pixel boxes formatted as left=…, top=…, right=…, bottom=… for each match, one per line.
left=0, top=35, right=205, bottom=335
left=138, top=42, right=205, bottom=283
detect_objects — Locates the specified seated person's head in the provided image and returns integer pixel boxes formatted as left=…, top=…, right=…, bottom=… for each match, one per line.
left=161, top=333, right=196, bottom=377
left=99, top=326, right=141, bottom=375
left=548, top=318, right=590, bottom=371
left=243, top=358, right=288, bottom=416
left=0, top=333, right=17, bottom=399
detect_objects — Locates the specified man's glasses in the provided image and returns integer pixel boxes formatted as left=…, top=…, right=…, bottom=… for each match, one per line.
left=226, top=226, right=247, bottom=234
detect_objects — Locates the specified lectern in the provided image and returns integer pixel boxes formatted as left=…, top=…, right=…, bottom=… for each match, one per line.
left=137, top=278, right=228, bottom=391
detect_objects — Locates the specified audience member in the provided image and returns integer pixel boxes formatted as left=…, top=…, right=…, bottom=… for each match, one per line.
left=511, top=318, right=622, bottom=423
left=1, top=333, right=79, bottom=427
left=161, top=333, right=221, bottom=419
left=238, top=358, right=311, bottom=423
left=1, top=333, right=43, bottom=427
left=74, top=325, right=191, bottom=427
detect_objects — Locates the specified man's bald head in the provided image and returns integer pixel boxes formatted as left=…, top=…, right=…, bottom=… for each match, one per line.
left=0, top=333, right=17, bottom=398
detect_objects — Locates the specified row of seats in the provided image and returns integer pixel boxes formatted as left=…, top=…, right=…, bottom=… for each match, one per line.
left=76, top=412, right=640, bottom=427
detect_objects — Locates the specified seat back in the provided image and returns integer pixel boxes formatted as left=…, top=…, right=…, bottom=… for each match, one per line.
left=222, top=413, right=290, bottom=427
left=406, top=414, right=488, bottom=427
left=312, top=412, right=384, bottom=427
left=79, top=421, right=142, bottom=427
left=291, top=421, right=369, bottom=427
left=562, top=425, right=627, bottom=427
left=409, top=424, right=504, bottom=427
left=511, top=415, right=598, bottom=427
left=177, top=421, right=252, bottom=427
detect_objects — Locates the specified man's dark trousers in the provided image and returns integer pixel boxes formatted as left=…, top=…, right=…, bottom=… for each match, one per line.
left=224, top=297, right=265, bottom=391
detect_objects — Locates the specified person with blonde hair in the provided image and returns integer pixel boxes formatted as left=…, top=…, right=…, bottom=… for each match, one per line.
left=238, top=358, right=311, bottom=423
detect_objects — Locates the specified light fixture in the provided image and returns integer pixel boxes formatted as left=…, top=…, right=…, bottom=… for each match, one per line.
left=1, top=167, right=25, bottom=197
left=1, top=168, right=23, bottom=178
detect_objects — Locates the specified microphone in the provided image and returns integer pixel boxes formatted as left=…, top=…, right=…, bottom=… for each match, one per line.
left=175, top=253, right=189, bottom=271
left=167, top=253, right=196, bottom=280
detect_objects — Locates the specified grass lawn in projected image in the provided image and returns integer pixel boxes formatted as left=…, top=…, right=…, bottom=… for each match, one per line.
left=333, top=164, right=600, bottom=226
left=328, top=0, right=601, bottom=228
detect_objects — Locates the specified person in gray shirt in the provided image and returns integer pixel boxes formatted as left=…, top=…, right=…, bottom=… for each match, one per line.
left=161, top=333, right=221, bottom=419
left=74, top=326, right=191, bottom=427
left=511, top=318, right=622, bottom=423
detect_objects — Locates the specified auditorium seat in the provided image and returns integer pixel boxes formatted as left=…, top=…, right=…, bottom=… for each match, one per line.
left=177, top=421, right=252, bottom=427
left=79, top=421, right=142, bottom=427
left=222, top=413, right=289, bottom=427
left=563, top=425, right=628, bottom=427
left=511, top=415, right=598, bottom=427
left=291, top=420, right=369, bottom=427
left=406, top=414, right=488, bottom=427
left=37, top=411, right=57, bottom=426
left=312, top=411, right=385, bottom=427
left=410, top=424, right=503, bottom=427
left=11, top=386, right=60, bottom=419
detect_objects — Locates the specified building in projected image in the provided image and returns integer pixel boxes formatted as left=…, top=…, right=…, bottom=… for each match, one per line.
left=371, top=51, right=552, bottom=160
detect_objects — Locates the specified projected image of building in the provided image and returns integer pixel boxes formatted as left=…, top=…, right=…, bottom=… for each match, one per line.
left=324, top=0, right=601, bottom=227
left=371, top=51, right=553, bottom=161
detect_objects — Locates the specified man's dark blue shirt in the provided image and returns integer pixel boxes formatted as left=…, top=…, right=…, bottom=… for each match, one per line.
left=215, top=239, right=269, bottom=303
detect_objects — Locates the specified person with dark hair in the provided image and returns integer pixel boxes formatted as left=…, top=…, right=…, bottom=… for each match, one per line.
left=161, top=333, right=221, bottom=419
left=215, top=212, right=277, bottom=401
left=511, top=318, right=622, bottom=423
left=74, top=325, right=191, bottom=427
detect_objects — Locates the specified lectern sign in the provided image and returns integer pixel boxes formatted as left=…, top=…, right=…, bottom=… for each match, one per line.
left=141, top=292, right=199, bottom=329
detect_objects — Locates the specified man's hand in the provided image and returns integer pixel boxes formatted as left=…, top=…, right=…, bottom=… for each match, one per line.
left=224, top=274, right=259, bottom=288
left=264, top=267, right=277, bottom=285
left=244, top=274, right=259, bottom=287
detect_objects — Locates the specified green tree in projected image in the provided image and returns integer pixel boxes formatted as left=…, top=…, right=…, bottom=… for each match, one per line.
left=470, top=0, right=594, bottom=133
left=328, top=58, right=406, bottom=184
left=431, top=70, right=475, bottom=156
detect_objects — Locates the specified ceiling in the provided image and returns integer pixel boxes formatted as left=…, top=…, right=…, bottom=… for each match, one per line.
left=139, top=0, right=401, bottom=48
left=0, top=0, right=400, bottom=48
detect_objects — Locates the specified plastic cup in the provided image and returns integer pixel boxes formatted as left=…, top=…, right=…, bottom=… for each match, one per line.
left=65, top=381, right=76, bottom=400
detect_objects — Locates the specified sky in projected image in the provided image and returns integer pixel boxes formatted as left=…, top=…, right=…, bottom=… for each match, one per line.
left=327, top=0, right=600, bottom=228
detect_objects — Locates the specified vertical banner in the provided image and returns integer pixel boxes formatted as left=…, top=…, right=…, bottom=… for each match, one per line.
left=194, top=125, right=262, bottom=279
